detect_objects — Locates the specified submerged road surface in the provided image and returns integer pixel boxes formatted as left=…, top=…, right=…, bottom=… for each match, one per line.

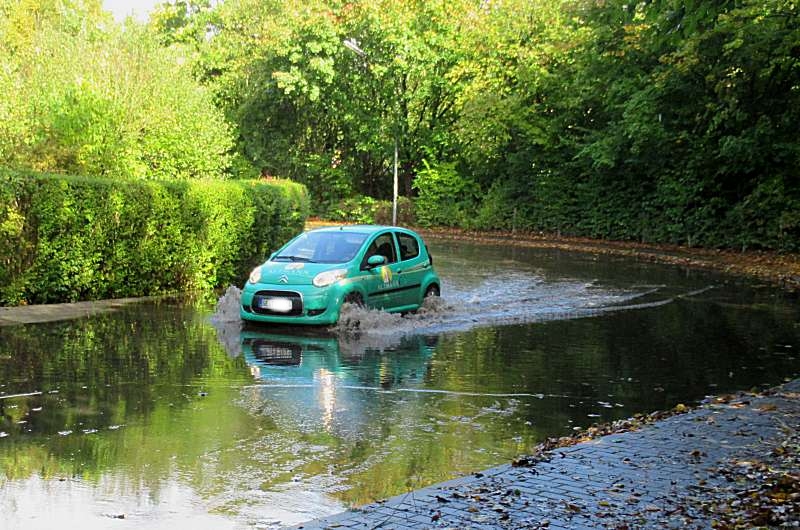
left=1, top=238, right=799, bottom=529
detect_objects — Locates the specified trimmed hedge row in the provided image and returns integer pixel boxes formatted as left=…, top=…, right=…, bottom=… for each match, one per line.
left=0, top=169, right=309, bottom=305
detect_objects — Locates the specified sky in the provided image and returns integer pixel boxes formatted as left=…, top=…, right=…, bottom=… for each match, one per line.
left=103, top=0, right=161, bottom=22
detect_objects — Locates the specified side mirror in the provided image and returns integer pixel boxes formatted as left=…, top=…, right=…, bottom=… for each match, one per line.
left=367, top=255, right=387, bottom=267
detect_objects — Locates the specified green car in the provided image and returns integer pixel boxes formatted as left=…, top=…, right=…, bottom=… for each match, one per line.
left=240, top=225, right=441, bottom=325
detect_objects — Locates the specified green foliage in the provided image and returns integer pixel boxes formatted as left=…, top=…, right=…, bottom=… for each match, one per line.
left=0, top=1, right=236, bottom=181
left=299, top=154, right=356, bottom=214
left=557, top=0, right=800, bottom=250
left=189, top=0, right=474, bottom=204
left=3, top=0, right=798, bottom=253
left=372, top=196, right=415, bottom=226
left=0, top=169, right=308, bottom=305
left=325, top=195, right=381, bottom=224
left=446, top=0, right=800, bottom=250
left=323, top=195, right=414, bottom=226
left=413, top=160, right=478, bottom=228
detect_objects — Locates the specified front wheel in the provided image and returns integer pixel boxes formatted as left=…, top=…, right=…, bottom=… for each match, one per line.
left=343, top=292, right=364, bottom=306
left=338, top=292, right=365, bottom=330
left=424, top=284, right=440, bottom=298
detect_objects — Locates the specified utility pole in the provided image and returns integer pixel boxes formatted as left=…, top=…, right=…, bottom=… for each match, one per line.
left=343, top=37, right=399, bottom=226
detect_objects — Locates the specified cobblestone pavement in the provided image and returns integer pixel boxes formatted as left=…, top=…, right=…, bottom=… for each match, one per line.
left=291, top=382, right=800, bottom=529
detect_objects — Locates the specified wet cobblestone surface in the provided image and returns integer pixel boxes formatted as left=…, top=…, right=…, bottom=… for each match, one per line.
left=291, top=381, right=800, bottom=529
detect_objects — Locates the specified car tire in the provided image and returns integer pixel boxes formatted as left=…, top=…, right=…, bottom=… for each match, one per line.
left=424, top=284, right=440, bottom=298
left=344, top=292, right=364, bottom=306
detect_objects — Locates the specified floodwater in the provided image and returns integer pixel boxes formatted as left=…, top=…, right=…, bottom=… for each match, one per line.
left=1, top=240, right=799, bottom=529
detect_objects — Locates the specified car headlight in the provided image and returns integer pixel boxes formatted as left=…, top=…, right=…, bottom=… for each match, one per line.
left=313, top=269, right=347, bottom=287
left=249, top=267, right=262, bottom=284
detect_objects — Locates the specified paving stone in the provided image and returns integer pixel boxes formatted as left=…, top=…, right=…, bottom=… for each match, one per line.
left=287, top=386, right=799, bottom=529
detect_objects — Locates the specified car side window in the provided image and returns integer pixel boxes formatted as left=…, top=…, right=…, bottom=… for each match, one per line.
left=396, top=233, right=420, bottom=261
left=363, top=233, right=397, bottom=267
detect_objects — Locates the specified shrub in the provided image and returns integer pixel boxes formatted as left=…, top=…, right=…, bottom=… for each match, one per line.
left=323, top=195, right=415, bottom=226
left=372, top=197, right=416, bottom=226
left=0, top=169, right=309, bottom=305
left=0, top=14, right=234, bottom=181
left=325, top=195, right=379, bottom=224
left=412, top=160, right=479, bottom=227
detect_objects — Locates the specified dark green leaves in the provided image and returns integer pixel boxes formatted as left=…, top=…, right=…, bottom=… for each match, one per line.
left=0, top=170, right=308, bottom=305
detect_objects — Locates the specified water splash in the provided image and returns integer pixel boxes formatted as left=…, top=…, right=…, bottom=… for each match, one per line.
left=330, top=274, right=676, bottom=340
left=211, top=277, right=712, bottom=355
left=212, top=285, right=242, bottom=323
left=211, top=285, right=243, bottom=357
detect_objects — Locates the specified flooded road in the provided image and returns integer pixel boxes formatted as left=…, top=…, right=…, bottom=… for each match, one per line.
left=2, top=239, right=799, bottom=529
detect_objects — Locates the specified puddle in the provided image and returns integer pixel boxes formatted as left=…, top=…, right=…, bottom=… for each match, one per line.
left=2, top=240, right=800, bottom=530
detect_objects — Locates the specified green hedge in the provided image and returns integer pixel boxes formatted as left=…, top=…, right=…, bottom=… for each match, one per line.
left=0, top=170, right=309, bottom=305
left=323, top=195, right=416, bottom=226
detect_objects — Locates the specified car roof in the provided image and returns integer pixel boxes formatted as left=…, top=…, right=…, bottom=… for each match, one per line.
left=308, top=225, right=417, bottom=236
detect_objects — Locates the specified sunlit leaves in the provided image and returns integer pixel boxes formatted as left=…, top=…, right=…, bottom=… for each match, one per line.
left=1, top=170, right=308, bottom=304
left=3, top=0, right=797, bottom=250
left=0, top=1, right=234, bottom=180
left=188, top=0, right=487, bottom=207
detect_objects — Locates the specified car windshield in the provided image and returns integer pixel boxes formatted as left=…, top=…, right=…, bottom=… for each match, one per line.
left=272, top=231, right=369, bottom=264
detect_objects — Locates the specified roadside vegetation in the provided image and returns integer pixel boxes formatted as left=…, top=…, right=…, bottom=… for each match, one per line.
left=0, top=0, right=234, bottom=180
left=0, top=0, right=308, bottom=305
left=1, top=0, right=798, bottom=304
left=151, top=0, right=798, bottom=251
left=1, top=169, right=308, bottom=305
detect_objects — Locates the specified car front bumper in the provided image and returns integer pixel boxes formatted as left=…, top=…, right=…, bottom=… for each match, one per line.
left=240, top=282, right=344, bottom=325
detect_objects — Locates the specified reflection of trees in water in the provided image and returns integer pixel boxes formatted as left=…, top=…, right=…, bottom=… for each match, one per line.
left=1, top=285, right=799, bottom=516
left=424, top=297, right=800, bottom=432
left=0, top=303, right=510, bottom=514
left=0, top=298, right=250, bottom=484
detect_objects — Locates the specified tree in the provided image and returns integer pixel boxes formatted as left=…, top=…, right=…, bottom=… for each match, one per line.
left=0, top=0, right=234, bottom=180
left=185, top=0, right=480, bottom=208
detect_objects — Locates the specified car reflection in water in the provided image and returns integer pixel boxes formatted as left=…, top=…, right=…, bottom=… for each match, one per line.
left=245, top=334, right=304, bottom=368
left=239, top=327, right=439, bottom=434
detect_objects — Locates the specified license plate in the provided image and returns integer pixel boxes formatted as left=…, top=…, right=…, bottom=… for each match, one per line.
left=261, top=297, right=293, bottom=313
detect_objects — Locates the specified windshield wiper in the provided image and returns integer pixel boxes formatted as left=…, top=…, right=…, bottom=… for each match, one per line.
left=273, top=255, right=315, bottom=263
